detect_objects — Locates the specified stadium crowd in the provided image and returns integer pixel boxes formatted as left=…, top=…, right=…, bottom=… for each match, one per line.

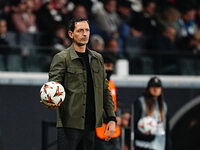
left=0, top=0, right=200, bottom=74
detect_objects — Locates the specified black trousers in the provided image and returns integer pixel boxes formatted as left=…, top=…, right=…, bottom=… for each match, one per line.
left=57, top=127, right=95, bottom=150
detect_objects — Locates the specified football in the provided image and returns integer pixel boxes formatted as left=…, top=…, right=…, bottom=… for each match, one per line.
left=137, top=116, right=157, bottom=135
left=40, top=81, right=65, bottom=105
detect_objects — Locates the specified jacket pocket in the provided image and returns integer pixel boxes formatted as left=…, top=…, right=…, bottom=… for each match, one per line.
left=65, top=67, right=83, bottom=90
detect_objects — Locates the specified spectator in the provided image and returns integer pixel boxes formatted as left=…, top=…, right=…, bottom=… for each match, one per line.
left=117, top=0, right=132, bottom=46
left=117, top=0, right=132, bottom=24
left=121, top=110, right=131, bottom=150
left=33, top=0, right=42, bottom=11
left=51, top=25, right=71, bottom=55
left=71, top=4, right=88, bottom=19
left=177, top=30, right=200, bottom=53
left=105, top=38, right=119, bottom=55
left=69, top=4, right=101, bottom=36
left=93, top=0, right=121, bottom=39
left=130, top=0, right=160, bottom=37
left=12, top=0, right=37, bottom=33
left=158, top=7, right=180, bottom=29
left=89, top=34, right=105, bottom=52
left=68, top=0, right=93, bottom=13
left=0, top=3, right=15, bottom=31
left=121, top=110, right=130, bottom=128
left=176, top=5, right=197, bottom=38
left=154, top=26, right=177, bottom=51
left=36, top=0, right=62, bottom=33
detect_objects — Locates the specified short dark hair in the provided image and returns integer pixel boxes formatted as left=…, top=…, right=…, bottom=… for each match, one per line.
left=68, top=17, right=88, bottom=32
left=100, top=50, right=117, bottom=64
left=142, top=0, right=156, bottom=8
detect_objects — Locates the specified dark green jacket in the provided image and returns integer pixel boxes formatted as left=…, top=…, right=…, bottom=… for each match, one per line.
left=49, top=44, right=115, bottom=129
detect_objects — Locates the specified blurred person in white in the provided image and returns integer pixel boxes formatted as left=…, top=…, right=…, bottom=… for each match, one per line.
left=133, top=77, right=172, bottom=150
left=93, top=0, right=121, bottom=39
left=12, top=0, right=37, bottom=33
left=89, top=34, right=105, bottom=52
left=176, top=4, right=197, bottom=38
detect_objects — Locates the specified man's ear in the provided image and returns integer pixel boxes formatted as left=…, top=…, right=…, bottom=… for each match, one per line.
left=68, top=30, right=73, bottom=39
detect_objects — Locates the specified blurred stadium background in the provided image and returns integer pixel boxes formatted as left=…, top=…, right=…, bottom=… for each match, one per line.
left=0, top=0, right=200, bottom=150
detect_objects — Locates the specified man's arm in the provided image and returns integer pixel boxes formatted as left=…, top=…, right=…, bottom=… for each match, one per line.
left=49, top=53, right=66, bottom=83
left=41, top=53, right=66, bottom=109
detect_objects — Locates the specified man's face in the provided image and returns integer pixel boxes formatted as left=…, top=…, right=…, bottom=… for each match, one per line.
left=68, top=21, right=90, bottom=46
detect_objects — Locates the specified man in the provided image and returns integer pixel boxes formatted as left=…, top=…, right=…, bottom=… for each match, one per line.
left=40, top=17, right=116, bottom=150
left=95, top=51, right=121, bottom=150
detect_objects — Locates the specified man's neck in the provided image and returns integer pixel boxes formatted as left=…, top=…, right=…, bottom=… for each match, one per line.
left=74, top=43, right=86, bottom=53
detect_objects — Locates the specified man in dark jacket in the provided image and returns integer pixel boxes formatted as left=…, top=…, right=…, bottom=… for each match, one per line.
left=41, top=17, right=117, bottom=150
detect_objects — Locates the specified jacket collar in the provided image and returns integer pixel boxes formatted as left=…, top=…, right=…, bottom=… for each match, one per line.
left=69, top=43, right=97, bottom=60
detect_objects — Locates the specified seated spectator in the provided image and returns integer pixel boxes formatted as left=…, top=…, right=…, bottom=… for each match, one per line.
left=33, top=0, right=42, bottom=11
left=117, top=0, right=132, bottom=39
left=89, top=34, right=105, bottom=52
left=117, top=0, right=132, bottom=24
left=105, top=38, right=119, bottom=56
left=153, top=26, right=177, bottom=51
left=93, top=0, right=121, bottom=40
left=36, top=0, right=62, bottom=33
left=176, top=4, right=197, bottom=38
left=177, top=30, right=200, bottom=53
left=130, top=0, right=160, bottom=37
left=68, top=0, right=93, bottom=13
left=12, top=0, right=37, bottom=33
left=158, top=7, right=180, bottom=29
left=71, top=4, right=88, bottom=19
left=0, top=3, right=15, bottom=31
left=68, top=4, right=101, bottom=36
left=51, top=25, right=71, bottom=55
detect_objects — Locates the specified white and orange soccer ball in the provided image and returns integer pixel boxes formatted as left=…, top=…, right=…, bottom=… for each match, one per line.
left=137, top=116, right=157, bottom=135
left=40, top=81, right=65, bottom=105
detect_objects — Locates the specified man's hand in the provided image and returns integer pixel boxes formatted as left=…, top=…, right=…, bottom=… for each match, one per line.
left=104, top=121, right=116, bottom=141
left=40, top=101, right=60, bottom=110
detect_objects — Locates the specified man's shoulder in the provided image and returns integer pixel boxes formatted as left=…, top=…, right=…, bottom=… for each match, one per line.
left=54, top=48, right=70, bottom=58
left=89, top=49, right=102, bottom=58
